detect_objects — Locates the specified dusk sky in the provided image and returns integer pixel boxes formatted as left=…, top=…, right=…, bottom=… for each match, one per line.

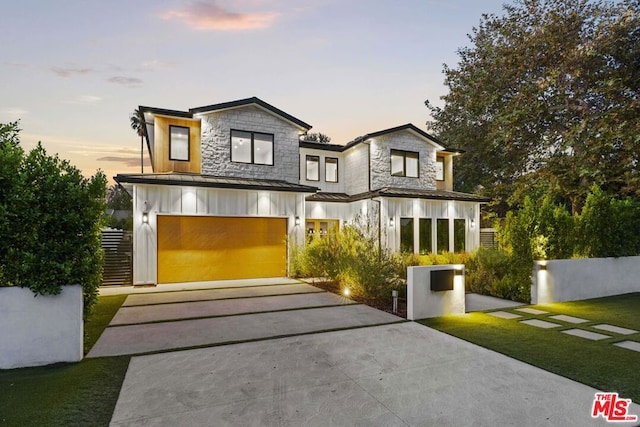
left=1, top=0, right=507, bottom=183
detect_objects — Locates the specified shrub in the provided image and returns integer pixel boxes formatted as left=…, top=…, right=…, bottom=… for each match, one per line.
left=578, top=186, right=640, bottom=258
left=0, top=122, right=107, bottom=316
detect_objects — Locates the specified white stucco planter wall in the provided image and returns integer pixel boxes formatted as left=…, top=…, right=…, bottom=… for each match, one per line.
left=407, top=265, right=465, bottom=320
left=0, top=285, right=83, bottom=369
left=531, top=256, right=640, bottom=304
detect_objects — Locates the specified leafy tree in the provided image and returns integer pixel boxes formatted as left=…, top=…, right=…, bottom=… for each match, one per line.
left=106, top=184, right=133, bottom=230
left=0, top=122, right=107, bottom=315
left=303, top=132, right=332, bottom=143
left=426, top=0, right=640, bottom=214
left=130, top=109, right=145, bottom=173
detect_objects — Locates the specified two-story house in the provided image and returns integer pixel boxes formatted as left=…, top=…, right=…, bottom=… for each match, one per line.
left=115, top=97, right=488, bottom=286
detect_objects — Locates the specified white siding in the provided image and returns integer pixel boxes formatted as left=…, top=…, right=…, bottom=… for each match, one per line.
left=299, top=147, right=345, bottom=193
left=132, top=184, right=306, bottom=285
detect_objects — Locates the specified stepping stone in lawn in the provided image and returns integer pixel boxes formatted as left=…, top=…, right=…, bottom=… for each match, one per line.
left=614, top=341, right=640, bottom=353
left=561, top=329, right=610, bottom=340
left=593, top=324, right=638, bottom=335
left=515, top=308, right=548, bottom=315
left=487, top=311, right=522, bottom=319
left=549, top=314, right=589, bottom=324
left=520, top=319, right=561, bottom=329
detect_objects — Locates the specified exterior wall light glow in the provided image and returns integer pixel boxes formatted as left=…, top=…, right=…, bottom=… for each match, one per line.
left=295, top=216, right=300, bottom=226
left=142, top=201, right=149, bottom=224
left=470, top=218, right=476, bottom=229
left=389, top=217, right=395, bottom=227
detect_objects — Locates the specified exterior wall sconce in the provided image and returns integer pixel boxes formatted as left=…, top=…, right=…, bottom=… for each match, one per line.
left=142, top=201, right=149, bottom=224
left=470, top=218, right=476, bottom=229
left=295, top=216, right=300, bottom=226
left=389, top=217, right=395, bottom=228
left=538, top=261, right=547, bottom=271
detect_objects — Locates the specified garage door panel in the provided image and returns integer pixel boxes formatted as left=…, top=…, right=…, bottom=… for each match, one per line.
left=158, top=216, right=287, bottom=283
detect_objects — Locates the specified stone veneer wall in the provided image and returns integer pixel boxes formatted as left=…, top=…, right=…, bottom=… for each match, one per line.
left=343, top=144, right=370, bottom=195
left=198, top=106, right=300, bottom=184
left=370, top=132, right=437, bottom=191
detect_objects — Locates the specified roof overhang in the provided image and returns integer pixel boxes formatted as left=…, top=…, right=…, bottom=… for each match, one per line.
left=306, top=187, right=490, bottom=203
left=115, top=173, right=319, bottom=193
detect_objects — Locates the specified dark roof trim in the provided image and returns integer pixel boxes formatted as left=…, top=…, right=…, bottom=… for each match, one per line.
left=440, top=148, right=466, bottom=155
left=139, top=105, right=193, bottom=119
left=306, top=187, right=490, bottom=203
left=299, top=141, right=345, bottom=152
left=115, top=173, right=318, bottom=193
left=189, top=97, right=312, bottom=130
left=344, top=124, right=445, bottom=150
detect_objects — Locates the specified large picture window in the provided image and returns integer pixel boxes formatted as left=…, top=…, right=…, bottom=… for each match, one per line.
left=437, top=219, right=449, bottom=252
left=231, top=130, right=274, bottom=165
left=419, top=218, right=433, bottom=254
left=169, top=125, right=190, bottom=161
left=325, top=157, right=338, bottom=182
left=400, top=218, right=414, bottom=253
left=306, top=155, right=319, bottom=181
left=391, top=150, right=419, bottom=177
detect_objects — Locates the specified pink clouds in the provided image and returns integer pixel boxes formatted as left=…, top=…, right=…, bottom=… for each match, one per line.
left=160, top=1, right=278, bottom=31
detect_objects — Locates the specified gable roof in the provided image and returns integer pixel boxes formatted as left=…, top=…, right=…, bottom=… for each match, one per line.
left=189, top=97, right=312, bottom=130
left=344, top=124, right=445, bottom=151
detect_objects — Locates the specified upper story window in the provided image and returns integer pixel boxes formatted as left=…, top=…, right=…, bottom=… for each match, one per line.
left=436, top=157, right=445, bottom=181
left=169, top=125, right=190, bottom=161
left=391, top=149, right=419, bottom=178
left=306, top=155, right=320, bottom=181
left=231, top=129, right=274, bottom=165
left=325, top=157, right=338, bottom=182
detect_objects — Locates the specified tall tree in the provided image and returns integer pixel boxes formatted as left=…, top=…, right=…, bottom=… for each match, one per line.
left=426, top=0, right=640, bottom=214
left=303, top=132, right=332, bottom=143
left=130, top=109, right=145, bottom=173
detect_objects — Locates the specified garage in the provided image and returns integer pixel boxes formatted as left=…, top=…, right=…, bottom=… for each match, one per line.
left=157, top=216, right=288, bottom=283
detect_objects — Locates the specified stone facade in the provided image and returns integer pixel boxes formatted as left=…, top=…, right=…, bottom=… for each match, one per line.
left=343, top=144, right=370, bottom=195
left=198, top=106, right=300, bottom=184
left=369, top=132, right=438, bottom=191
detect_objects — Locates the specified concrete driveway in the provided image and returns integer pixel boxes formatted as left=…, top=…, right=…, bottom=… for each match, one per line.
left=96, top=280, right=639, bottom=426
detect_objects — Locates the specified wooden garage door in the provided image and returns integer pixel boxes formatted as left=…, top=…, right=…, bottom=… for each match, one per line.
left=157, top=216, right=287, bottom=283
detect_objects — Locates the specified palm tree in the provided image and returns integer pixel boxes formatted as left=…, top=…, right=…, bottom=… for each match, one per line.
left=130, top=109, right=145, bottom=173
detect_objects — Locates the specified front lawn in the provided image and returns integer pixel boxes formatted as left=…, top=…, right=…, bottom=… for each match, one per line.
left=0, top=294, right=129, bottom=427
left=421, top=292, right=640, bottom=403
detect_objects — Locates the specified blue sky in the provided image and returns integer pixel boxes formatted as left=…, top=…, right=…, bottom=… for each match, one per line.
left=1, top=0, right=507, bottom=181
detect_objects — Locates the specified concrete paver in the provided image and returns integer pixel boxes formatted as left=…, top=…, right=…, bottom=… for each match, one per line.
left=112, top=292, right=354, bottom=325
left=88, top=305, right=402, bottom=357
left=487, top=311, right=522, bottom=319
left=561, top=329, right=611, bottom=341
left=550, top=314, right=589, bottom=324
left=122, top=283, right=322, bottom=306
left=520, top=319, right=562, bottom=329
left=593, top=324, right=638, bottom=335
left=614, top=340, right=640, bottom=353
left=110, top=322, right=638, bottom=426
left=465, top=293, right=524, bottom=312
left=515, top=307, right=548, bottom=315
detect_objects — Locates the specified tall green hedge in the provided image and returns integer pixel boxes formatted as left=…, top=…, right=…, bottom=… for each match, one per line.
left=0, top=122, right=107, bottom=315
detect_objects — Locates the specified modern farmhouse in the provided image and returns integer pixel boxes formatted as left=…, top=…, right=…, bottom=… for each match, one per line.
left=116, top=97, right=488, bottom=285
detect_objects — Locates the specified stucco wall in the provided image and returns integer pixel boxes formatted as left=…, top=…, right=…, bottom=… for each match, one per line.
left=407, top=265, right=465, bottom=320
left=0, top=285, right=83, bottom=369
left=370, top=132, right=438, bottom=191
left=531, top=256, right=640, bottom=304
left=198, top=106, right=300, bottom=184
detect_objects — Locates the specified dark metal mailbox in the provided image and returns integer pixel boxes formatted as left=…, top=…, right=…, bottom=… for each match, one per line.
left=430, top=269, right=454, bottom=291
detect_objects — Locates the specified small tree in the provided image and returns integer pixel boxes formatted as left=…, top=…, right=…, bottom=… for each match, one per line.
left=0, top=122, right=107, bottom=315
left=303, top=132, right=332, bottom=143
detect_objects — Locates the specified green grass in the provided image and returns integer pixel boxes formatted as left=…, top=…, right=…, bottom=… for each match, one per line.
left=421, top=292, right=640, bottom=403
left=0, top=294, right=129, bottom=427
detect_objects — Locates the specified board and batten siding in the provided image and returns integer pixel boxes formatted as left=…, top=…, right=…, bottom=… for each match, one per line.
left=132, top=184, right=306, bottom=285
